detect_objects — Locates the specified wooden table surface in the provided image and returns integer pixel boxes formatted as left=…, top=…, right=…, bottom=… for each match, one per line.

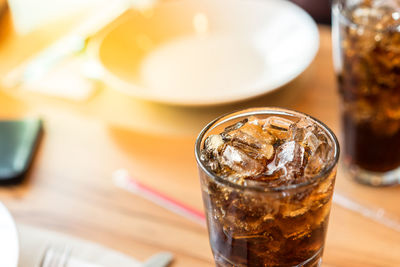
left=0, top=7, right=400, bottom=267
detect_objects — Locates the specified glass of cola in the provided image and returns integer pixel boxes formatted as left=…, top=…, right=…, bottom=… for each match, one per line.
left=195, top=108, right=340, bottom=267
left=333, top=0, right=400, bottom=185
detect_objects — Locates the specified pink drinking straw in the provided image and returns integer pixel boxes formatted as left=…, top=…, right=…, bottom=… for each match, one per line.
left=113, top=169, right=206, bottom=227
left=113, top=169, right=400, bottom=233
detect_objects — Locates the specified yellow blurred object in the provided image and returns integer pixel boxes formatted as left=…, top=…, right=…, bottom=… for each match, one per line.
left=0, top=0, right=6, bottom=15
left=7, top=0, right=110, bottom=35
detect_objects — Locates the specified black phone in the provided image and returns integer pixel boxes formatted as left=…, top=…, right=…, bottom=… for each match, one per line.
left=0, top=119, right=43, bottom=184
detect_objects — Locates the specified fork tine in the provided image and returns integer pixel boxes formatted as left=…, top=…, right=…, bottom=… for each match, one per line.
left=40, top=246, right=71, bottom=267
left=58, top=246, right=71, bottom=267
left=40, top=247, right=53, bottom=267
left=48, top=248, right=59, bottom=267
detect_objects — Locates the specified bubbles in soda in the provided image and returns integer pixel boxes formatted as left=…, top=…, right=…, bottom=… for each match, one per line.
left=200, top=115, right=336, bottom=266
left=336, top=0, right=400, bottom=172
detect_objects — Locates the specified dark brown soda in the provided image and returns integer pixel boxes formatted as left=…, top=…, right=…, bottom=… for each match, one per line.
left=207, top=205, right=329, bottom=267
left=199, top=114, right=337, bottom=266
left=335, top=1, right=400, bottom=173
left=342, top=111, right=400, bottom=172
left=199, top=169, right=335, bottom=267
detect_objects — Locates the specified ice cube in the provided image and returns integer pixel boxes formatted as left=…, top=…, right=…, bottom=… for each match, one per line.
left=262, top=116, right=293, bottom=140
left=227, top=122, right=275, bottom=160
left=223, top=118, right=248, bottom=134
left=202, top=114, right=333, bottom=186
left=220, top=145, right=265, bottom=178
left=277, top=141, right=297, bottom=164
left=290, top=125, right=306, bottom=143
left=303, top=131, right=320, bottom=154
left=205, top=134, right=224, bottom=153
left=290, top=119, right=318, bottom=150
left=201, top=134, right=226, bottom=172
left=304, top=143, right=331, bottom=176
left=267, top=141, right=306, bottom=179
left=238, top=122, right=276, bottom=145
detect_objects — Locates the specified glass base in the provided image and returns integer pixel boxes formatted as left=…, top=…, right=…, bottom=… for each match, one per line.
left=346, top=163, right=400, bottom=186
left=213, top=247, right=323, bottom=267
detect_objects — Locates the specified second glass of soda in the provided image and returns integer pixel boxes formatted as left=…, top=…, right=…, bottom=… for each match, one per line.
left=333, top=0, right=400, bottom=185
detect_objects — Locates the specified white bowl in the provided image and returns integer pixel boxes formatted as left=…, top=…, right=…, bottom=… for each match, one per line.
left=96, top=0, right=319, bottom=106
left=0, top=202, right=19, bottom=267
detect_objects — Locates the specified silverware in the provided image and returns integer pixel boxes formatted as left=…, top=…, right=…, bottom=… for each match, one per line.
left=40, top=246, right=72, bottom=267
left=40, top=245, right=172, bottom=267
left=142, top=252, right=173, bottom=267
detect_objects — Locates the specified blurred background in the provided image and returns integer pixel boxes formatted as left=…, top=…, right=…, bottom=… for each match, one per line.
left=1, top=1, right=379, bottom=266
left=2, top=0, right=400, bottom=267
left=0, top=0, right=330, bottom=136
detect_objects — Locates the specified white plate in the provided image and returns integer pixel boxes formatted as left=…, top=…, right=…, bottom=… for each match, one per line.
left=0, top=202, right=19, bottom=267
left=96, top=0, right=319, bottom=106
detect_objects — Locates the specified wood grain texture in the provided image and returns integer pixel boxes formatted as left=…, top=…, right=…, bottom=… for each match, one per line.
left=0, top=9, right=399, bottom=267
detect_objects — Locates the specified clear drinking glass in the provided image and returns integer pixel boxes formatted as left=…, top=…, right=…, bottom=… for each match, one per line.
left=195, top=108, right=340, bottom=267
left=332, top=0, right=400, bottom=185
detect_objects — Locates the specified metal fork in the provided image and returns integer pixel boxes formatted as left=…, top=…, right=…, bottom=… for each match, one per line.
left=40, top=246, right=72, bottom=267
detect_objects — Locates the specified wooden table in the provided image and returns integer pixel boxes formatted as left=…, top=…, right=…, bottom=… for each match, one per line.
left=0, top=8, right=400, bottom=267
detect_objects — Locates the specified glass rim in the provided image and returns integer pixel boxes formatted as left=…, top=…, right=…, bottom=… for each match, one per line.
left=333, top=0, right=400, bottom=33
left=194, top=107, right=340, bottom=193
